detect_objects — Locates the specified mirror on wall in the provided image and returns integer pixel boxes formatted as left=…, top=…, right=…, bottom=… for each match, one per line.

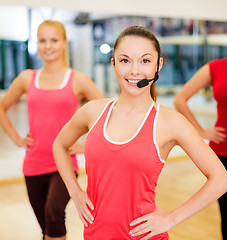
left=0, top=5, right=227, bottom=97
left=0, top=5, right=226, bottom=180
left=91, top=17, right=227, bottom=96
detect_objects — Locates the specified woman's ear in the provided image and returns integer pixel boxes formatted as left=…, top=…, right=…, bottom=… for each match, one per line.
left=111, top=58, right=115, bottom=67
left=158, top=57, right=163, bottom=72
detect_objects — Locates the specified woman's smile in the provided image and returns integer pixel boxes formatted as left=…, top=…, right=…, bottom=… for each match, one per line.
left=126, top=78, right=141, bottom=87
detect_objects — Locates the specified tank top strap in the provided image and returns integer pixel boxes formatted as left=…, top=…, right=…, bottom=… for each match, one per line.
left=34, top=69, right=42, bottom=88
left=145, top=103, right=165, bottom=163
left=88, top=99, right=116, bottom=135
left=27, top=69, right=39, bottom=93
left=33, top=68, right=73, bottom=89
left=32, top=69, right=38, bottom=82
left=140, top=102, right=157, bottom=135
left=59, top=68, right=74, bottom=89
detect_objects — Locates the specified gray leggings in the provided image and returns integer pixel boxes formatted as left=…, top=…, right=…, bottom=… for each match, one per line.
left=25, top=172, right=77, bottom=238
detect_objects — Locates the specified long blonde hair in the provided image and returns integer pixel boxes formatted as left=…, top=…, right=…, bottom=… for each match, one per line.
left=37, top=19, right=70, bottom=67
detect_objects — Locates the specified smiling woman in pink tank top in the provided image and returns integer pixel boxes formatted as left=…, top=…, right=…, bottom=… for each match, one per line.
left=0, top=20, right=103, bottom=240
left=53, top=26, right=227, bottom=240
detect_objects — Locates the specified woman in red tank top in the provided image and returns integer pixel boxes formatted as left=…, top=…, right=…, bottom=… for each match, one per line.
left=0, top=20, right=103, bottom=240
left=53, top=26, right=227, bottom=240
left=174, top=58, right=227, bottom=239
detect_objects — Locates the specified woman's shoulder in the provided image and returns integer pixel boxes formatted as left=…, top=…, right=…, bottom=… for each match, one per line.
left=9, top=69, right=34, bottom=91
left=16, top=69, right=34, bottom=83
left=158, top=104, right=198, bottom=139
left=19, top=69, right=34, bottom=79
left=72, top=70, right=90, bottom=82
left=209, top=57, right=227, bottom=65
left=75, top=98, right=114, bottom=128
left=72, top=70, right=85, bottom=76
left=155, top=105, right=195, bottom=150
left=19, top=69, right=36, bottom=89
left=158, top=104, right=190, bottom=128
left=83, top=98, right=114, bottom=114
left=158, top=104, right=178, bottom=117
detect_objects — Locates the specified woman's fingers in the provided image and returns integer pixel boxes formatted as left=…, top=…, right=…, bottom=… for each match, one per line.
left=82, top=199, right=94, bottom=224
left=73, top=191, right=94, bottom=226
left=129, top=207, right=174, bottom=238
left=203, top=127, right=226, bottom=143
left=21, top=134, right=34, bottom=151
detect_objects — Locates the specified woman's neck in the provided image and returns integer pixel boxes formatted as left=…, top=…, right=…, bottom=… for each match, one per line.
left=116, top=92, right=154, bottom=113
left=42, top=59, right=68, bottom=73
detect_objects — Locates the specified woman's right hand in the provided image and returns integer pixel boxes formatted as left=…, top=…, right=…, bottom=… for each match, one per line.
left=200, top=127, right=226, bottom=144
left=71, top=189, right=94, bottom=227
left=15, top=133, right=34, bottom=151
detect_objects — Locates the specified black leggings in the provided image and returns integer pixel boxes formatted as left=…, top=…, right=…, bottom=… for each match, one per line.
left=218, top=156, right=227, bottom=240
left=25, top=172, right=77, bottom=238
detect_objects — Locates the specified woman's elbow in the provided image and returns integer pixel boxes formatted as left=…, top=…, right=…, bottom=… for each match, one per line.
left=209, top=169, right=227, bottom=197
left=52, top=135, right=62, bottom=156
left=173, top=94, right=182, bottom=110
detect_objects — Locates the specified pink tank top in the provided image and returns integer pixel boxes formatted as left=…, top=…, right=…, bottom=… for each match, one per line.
left=84, top=99, right=168, bottom=240
left=23, top=69, right=80, bottom=176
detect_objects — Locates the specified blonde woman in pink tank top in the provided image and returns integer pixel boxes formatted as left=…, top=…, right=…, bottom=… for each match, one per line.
left=53, top=26, right=227, bottom=240
left=0, top=20, right=103, bottom=240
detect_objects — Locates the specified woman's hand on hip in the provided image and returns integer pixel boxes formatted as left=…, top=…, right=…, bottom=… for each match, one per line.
left=16, top=132, right=34, bottom=151
left=71, top=189, right=94, bottom=227
left=129, top=207, right=175, bottom=240
left=201, top=127, right=226, bottom=144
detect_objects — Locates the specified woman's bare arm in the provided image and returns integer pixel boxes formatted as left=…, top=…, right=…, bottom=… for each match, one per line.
left=0, top=70, right=34, bottom=148
left=174, top=64, right=225, bottom=143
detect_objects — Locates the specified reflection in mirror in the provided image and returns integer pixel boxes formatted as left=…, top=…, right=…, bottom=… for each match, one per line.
left=0, top=5, right=227, bottom=96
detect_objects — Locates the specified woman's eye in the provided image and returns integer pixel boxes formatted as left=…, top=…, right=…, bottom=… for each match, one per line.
left=52, top=39, right=58, bottom=43
left=39, top=39, right=46, bottom=43
left=142, top=59, right=150, bottom=63
left=120, top=59, right=129, bottom=63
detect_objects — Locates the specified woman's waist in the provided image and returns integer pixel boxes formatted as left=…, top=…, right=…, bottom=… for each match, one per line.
left=84, top=220, right=168, bottom=240
left=89, top=195, right=156, bottom=225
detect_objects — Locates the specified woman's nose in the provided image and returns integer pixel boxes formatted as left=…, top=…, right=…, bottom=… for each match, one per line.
left=130, top=62, right=140, bottom=75
left=44, top=41, right=51, bottom=48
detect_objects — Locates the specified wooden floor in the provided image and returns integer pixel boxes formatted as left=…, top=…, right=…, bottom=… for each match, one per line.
left=0, top=96, right=222, bottom=240
left=0, top=159, right=222, bottom=240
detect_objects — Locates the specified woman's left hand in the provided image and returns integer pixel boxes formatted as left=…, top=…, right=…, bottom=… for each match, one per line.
left=129, top=207, right=175, bottom=240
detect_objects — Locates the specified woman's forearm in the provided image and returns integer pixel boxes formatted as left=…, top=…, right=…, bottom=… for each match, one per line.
left=174, top=97, right=204, bottom=135
left=0, top=107, right=21, bottom=145
left=169, top=172, right=227, bottom=226
left=53, top=138, right=82, bottom=197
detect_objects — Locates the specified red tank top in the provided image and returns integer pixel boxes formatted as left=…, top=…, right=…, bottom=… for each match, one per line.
left=209, top=58, right=227, bottom=157
left=23, top=69, right=80, bottom=176
left=84, top=99, right=168, bottom=240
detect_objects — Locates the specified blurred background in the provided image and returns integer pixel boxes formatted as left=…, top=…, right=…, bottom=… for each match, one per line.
left=0, top=1, right=227, bottom=95
left=0, top=0, right=226, bottom=178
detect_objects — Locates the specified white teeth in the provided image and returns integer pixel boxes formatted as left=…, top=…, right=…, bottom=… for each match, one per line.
left=44, top=51, right=53, bottom=55
left=128, top=80, right=139, bottom=84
